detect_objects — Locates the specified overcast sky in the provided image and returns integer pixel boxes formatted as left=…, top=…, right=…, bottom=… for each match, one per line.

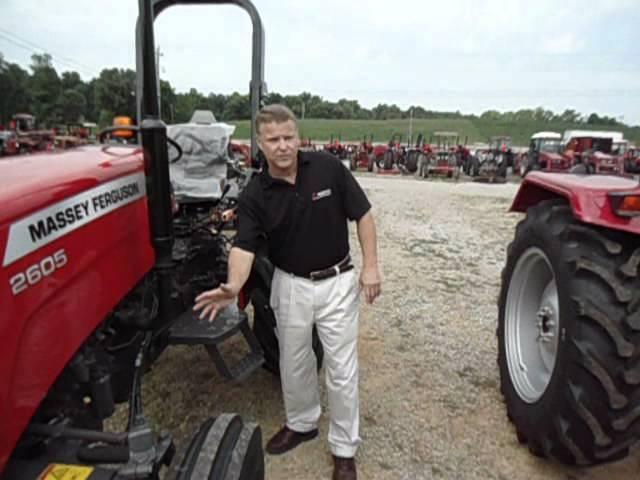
left=2, top=0, right=639, bottom=124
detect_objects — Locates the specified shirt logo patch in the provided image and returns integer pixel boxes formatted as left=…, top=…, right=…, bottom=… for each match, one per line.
left=312, top=188, right=332, bottom=201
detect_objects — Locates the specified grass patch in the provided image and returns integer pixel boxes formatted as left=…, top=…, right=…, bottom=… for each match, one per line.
left=230, top=118, right=640, bottom=145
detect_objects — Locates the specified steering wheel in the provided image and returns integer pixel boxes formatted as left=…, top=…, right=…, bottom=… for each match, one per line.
left=97, top=125, right=183, bottom=164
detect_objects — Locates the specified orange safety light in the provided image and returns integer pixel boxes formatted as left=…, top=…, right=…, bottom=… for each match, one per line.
left=112, top=116, right=135, bottom=139
left=610, top=193, right=640, bottom=217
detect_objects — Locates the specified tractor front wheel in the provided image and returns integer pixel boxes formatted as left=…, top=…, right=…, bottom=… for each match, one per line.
left=498, top=199, right=640, bottom=465
left=382, top=150, right=394, bottom=170
left=406, top=151, right=419, bottom=173
left=174, top=414, right=264, bottom=479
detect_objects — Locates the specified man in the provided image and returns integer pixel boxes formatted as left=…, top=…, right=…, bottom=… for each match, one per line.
left=194, top=104, right=381, bottom=480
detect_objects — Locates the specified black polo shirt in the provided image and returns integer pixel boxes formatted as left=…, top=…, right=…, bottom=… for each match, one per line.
left=233, top=150, right=371, bottom=276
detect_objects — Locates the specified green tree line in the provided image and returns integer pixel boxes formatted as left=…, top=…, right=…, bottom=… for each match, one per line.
left=0, top=51, right=633, bottom=131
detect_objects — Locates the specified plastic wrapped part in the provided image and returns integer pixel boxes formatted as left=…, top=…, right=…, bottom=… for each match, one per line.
left=167, top=121, right=236, bottom=200
left=190, top=110, right=217, bottom=124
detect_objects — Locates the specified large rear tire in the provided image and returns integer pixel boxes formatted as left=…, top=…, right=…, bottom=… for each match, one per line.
left=174, top=414, right=264, bottom=480
left=498, top=199, right=640, bottom=465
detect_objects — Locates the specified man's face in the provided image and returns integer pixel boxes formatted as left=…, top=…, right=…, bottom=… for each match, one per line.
left=257, top=120, right=300, bottom=174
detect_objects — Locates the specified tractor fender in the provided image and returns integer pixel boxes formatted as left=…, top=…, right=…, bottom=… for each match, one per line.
left=510, top=171, right=640, bottom=235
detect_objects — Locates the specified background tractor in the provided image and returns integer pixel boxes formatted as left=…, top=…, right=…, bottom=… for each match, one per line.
left=0, top=1, right=289, bottom=479
left=349, top=134, right=375, bottom=172
left=417, top=131, right=460, bottom=179
left=0, top=130, right=19, bottom=156
left=517, top=131, right=563, bottom=177
left=561, top=130, right=626, bottom=175
left=323, top=134, right=347, bottom=159
left=498, top=169, right=640, bottom=466
left=523, top=130, right=627, bottom=176
left=468, top=135, right=512, bottom=182
left=373, top=132, right=404, bottom=171
left=8, top=113, right=55, bottom=153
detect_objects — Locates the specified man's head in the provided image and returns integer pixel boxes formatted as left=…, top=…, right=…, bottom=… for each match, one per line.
left=256, top=104, right=300, bottom=176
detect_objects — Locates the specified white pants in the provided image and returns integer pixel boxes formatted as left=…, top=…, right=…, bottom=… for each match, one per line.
left=270, top=266, right=361, bottom=458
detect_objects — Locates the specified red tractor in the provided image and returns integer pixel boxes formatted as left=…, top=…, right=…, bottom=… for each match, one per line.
left=523, top=130, right=626, bottom=176
left=349, top=134, right=374, bottom=172
left=498, top=169, right=640, bottom=466
left=0, top=130, right=19, bottom=156
left=468, top=135, right=512, bottom=182
left=373, top=133, right=405, bottom=172
left=299, top=137, right=316, bottom=151
left=516, top=131, right=563, bottom=177
left=0, top=1, right=286, bottom=478
left=8, top=113, right=55, bottom=153
left=417, top=131, right=460, bottom=179
left=323, top=134, right=347, bottom=159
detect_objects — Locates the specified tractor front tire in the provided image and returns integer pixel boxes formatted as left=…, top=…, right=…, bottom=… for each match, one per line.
left=383, top=151, right=394, bottom=170
left=406, top=151, right=419, bottom=173
left=497, top=158, right=508, bottom=178
left=498, top=199, right=640, bottom=465
left=349, top=155, right=357, bottom=171
left=174, top=414, right=264, bottom=480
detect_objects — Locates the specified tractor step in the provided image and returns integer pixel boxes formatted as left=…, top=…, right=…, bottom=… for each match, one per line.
left=168, top=305, right=264, bottom=382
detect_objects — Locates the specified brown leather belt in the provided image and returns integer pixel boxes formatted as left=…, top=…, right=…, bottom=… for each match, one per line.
left=306, top=256, right=353, bottom=281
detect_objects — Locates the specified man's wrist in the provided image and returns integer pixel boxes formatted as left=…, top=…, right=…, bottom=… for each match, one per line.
left=224, top=282, right=242, bottom=295
left=362, top=259, right=378, bottom=270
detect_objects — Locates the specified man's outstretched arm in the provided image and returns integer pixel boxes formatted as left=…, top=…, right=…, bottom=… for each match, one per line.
left=194, top=246, right=255, bottom=322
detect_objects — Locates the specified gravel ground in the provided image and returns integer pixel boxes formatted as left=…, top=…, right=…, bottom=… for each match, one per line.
left=123, top=173, right=639, bottom=479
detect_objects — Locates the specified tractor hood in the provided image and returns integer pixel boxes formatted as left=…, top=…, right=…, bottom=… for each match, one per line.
left=540, top=152, right=564, bottom=161
left=0, top=145, right=145, bottom=228
left=592, top=151, right=615, bottom=160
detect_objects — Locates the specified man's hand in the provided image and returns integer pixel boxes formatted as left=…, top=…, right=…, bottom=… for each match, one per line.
left=194, top=283, right=238, bottom=322
left=359, top=266, right=381, bottom=304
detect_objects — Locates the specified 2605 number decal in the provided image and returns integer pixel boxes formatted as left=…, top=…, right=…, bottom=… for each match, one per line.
left=9, top=249, right=68, bottom=295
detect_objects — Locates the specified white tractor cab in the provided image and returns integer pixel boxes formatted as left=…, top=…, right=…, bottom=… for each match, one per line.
left=562, top=130, right=625, bottom=175
left=518, top=131, right=563, bottom=176
left=516, top=132, right=562, bottom=177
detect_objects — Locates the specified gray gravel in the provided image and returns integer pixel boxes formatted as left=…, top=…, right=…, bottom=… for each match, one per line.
left=123, top=173, right=639, bottom=479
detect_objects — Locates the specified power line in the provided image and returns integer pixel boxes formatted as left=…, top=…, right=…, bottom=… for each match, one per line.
left=0, top=33, right=95, bottom=77
left=0, top=27, right=99, bottom=74
left=0, top=29, right=98, bottom=77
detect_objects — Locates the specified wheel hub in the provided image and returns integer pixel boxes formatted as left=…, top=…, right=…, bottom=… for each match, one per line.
left=505, top=247, right=560, bottom=403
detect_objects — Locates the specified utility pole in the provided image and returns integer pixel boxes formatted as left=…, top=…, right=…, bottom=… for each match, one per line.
left=301, top=102, right=306, bottom=120
left=408, top=107, right=414, bottom=146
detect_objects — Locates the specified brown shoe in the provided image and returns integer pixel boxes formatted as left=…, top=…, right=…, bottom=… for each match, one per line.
left=265, top=425, right=318, bottom=455
left=332, top=456, right=357, bottom=480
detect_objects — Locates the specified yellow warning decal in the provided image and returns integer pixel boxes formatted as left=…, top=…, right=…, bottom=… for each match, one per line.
left=38, top=463, right=94, bottom=480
